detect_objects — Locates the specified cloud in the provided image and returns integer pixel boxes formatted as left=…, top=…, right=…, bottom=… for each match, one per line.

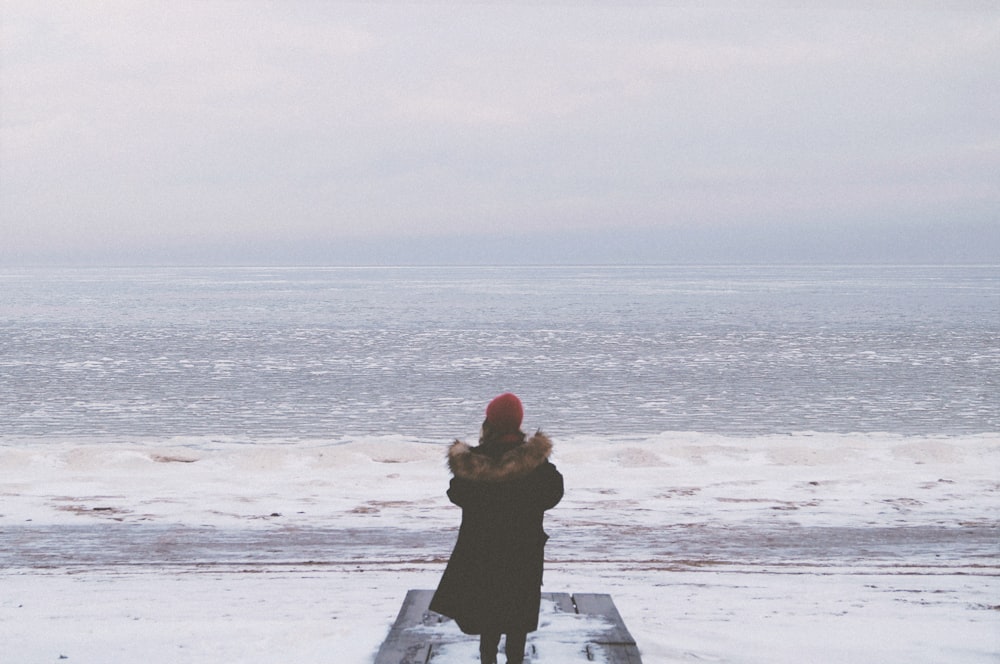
left=1, top=2, right=997, bottom=265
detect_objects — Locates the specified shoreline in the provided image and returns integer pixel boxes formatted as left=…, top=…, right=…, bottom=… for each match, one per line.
left=3, top=433, right=998, bottom=661
left=3, top=522, right=997, bottom=570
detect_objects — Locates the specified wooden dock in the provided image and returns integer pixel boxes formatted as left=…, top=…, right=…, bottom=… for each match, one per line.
left=374, top=589, right=642, bottom=663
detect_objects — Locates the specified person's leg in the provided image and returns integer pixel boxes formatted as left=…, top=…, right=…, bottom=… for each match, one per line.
left=504, top=631, right=527, bottom=664
left=480, top=632, right=500, bottom=664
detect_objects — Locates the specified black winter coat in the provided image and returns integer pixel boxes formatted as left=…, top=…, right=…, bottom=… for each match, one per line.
left=429, top=432, right=563, bottom=635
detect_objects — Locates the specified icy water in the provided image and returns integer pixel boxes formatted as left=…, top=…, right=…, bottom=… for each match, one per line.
left=1, top=264, right=997, bottom=439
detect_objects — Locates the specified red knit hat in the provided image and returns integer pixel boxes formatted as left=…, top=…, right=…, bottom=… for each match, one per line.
left=485, top=393, right=524, bottom=433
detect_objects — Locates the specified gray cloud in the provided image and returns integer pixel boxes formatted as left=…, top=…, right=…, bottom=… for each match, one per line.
left=1, top=2, right=997, bottom=264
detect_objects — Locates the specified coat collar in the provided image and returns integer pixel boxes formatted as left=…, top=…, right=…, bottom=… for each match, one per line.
left=447, top=432, right=552, bottom=483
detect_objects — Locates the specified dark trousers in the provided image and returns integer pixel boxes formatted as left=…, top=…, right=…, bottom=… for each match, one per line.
left=480, top=631, right=527, bottom=664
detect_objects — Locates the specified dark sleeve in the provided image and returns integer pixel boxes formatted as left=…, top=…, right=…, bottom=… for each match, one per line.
left=447, top=462, right=564, bottom=510
left=446, top=476, right=472, bottom=507
left=535, top=462, right=564, bottom=511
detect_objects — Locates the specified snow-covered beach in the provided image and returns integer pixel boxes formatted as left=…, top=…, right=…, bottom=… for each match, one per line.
left=3, top=433, right=998, bottom=663
left=2, top=265, right=997, bottom=662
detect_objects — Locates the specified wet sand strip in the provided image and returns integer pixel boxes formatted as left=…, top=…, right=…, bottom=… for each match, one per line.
left=2, top=524, right=996, bottom=572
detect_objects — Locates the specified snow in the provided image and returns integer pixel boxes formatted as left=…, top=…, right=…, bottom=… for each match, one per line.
left=1, top=432, right=998, bottom=662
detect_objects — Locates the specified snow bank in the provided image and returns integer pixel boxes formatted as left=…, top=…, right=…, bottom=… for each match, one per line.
left=2, top=433, right=998, bottom=662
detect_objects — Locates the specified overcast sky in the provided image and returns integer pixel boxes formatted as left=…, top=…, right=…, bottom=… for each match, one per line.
left=1, top=1, right=998, bottom=265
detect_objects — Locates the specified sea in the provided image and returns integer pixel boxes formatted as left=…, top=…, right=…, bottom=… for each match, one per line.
left=1, top=264, right=997, bottom=442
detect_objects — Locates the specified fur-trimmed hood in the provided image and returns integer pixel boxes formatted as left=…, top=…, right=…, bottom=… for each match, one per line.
left=447, top=432, right=553, bottom=483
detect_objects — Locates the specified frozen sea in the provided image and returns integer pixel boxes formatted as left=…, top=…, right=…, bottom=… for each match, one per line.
left=1, top=265, right=998, bottom=663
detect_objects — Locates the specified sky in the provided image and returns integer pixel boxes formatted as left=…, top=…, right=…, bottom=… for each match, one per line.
left=1, top=1, right=998, bottom=266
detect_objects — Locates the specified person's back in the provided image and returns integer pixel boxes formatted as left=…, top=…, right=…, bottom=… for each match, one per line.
left=430, top=393, right=564, bottom=664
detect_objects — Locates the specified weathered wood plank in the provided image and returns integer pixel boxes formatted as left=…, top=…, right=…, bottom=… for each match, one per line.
left=374, top=589, right=445, bottom=664
left=621, top=644, right=644, bottom=664
left=373, top=638, right=430, bottom=664
left=375, top=590, right=642, bottom=663
left=588, top=642, right=644, bottom=664
left=572, top=592, right=637, bottom=646
left=404, top=589, right=437, bottom=626
left=541, top=591, right=577, bottom=614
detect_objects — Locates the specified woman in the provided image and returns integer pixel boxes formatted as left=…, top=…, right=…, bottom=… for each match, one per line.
left=430, top=393, right=564, bottom=664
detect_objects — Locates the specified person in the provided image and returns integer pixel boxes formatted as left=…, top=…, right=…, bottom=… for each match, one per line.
left=430, top=393, right=564, bottom=664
